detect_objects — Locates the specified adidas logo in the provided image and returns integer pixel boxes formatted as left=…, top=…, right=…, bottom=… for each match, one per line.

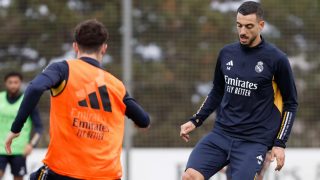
left=78, top=85, right=112, bottom=112
left=226, top=60, right=233, bottom=66
left=226, top=60, right=233, bottom=70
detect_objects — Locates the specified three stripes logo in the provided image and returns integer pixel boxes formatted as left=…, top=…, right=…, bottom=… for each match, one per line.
left=78, top=85, right=112, bottom=112
left=226, top=60, right=233, bottom=70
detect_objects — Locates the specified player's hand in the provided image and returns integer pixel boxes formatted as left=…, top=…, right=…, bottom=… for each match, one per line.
left=258, top=151, right=272, bottom=177
left=24, top=144, right=33, bottom=156
left=270, top=146, right=285, bottom=171
left=180, top=121, right=196, bottom=142
left=4, top=132, right=20, bottom=155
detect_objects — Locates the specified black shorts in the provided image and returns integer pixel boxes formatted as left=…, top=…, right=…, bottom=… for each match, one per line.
left=30, top=166, right=121, bottom=180
left=186, top=131, right=268, bottom=180
left=30, top=166, right=80, bottom=180
left=0, top=155, right=27, bottom=176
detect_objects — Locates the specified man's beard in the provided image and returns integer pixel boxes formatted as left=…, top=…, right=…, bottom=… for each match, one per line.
left=7, top=89, right=20, bottom=97
left=239, top=35, right=257, bottom=48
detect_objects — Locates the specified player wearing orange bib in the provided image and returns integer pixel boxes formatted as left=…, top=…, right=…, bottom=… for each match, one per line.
left=5, top=19, right=150, bottom=180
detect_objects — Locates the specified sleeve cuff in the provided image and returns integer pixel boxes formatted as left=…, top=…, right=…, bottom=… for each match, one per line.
left=10, top=127, right=21, bottom=134
left=189, top=116, right=203, bottom=127
left=273, top=139, right=286, bottom=148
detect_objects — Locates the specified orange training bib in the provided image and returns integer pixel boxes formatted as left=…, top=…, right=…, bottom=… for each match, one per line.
left=43, top=59, right=126, bottom=180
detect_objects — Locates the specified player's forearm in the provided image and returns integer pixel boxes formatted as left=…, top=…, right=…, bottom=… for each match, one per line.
left=273, top=95, right=298, bottom=148
left=274, top=56, right=298, bottom=148
left=274, top=88, right=297, bottom=148
left=124, top=95, right=150, bottom=128
left=274, top=110, right=297, bottom=148
left=190, top=86, right=223, bottom=127
left=191, top=56, right=225, bottom=127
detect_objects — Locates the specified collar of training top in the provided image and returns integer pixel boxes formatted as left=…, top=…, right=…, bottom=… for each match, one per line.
left=240, top=35, right=265, bottom=50
left=79, top=56, right=102, bottom=69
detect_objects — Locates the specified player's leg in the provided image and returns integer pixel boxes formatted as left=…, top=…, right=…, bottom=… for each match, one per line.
left=9, top=155, right=27, bottom=180
left=224, top=165, right=231, bottom=180
left=183, top=132, right=229, bottom=180
left=0, top=155, right=9, bottom=179
left=182, top=168, right=205, bottom=180
left=228, top=141, right=268, bottom=180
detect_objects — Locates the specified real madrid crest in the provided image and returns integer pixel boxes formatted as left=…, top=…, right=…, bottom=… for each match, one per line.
left=255, top=61, right=264, bottom=73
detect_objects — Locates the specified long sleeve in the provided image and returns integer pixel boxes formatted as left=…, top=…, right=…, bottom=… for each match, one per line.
left=190, top=53, right=225, bottom=127
left=11, top=62, right=67, bottom=133
left=124, top=92, right=150, bottom=128
left=273, top=56, right=298, bottom=148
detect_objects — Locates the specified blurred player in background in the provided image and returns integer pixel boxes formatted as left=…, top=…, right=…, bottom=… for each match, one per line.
left=180, top=1, right=298, bottom=180
left=0, top=72, right=43, bottom=180
left=5, top=19, right=150, bottom=180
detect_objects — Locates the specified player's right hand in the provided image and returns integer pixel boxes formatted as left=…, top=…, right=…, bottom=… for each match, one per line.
left=4, top=131, right=20, bottom=155
left=270, top=146, right=285, bottom=171
left=180, top=121, right=196, bottom=142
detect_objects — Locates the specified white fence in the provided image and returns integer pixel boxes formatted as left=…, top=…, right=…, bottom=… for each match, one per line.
left=4, top=148, right=320, bottom=180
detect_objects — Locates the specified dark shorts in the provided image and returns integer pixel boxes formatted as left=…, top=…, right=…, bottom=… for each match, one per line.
left=186, top=131, right=268, bottom=180
left=30, top=166, right=81, bottom=180
left=30, top=166, right=121, bottom=180
left=0, top=155, right=27, bottom=176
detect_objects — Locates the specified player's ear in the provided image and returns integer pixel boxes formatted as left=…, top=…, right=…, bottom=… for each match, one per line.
left=259, top=20, right=265, bottom=31
left=73, top=42, right=79, bottom=53
left=101, top=43, right=107, bottom=55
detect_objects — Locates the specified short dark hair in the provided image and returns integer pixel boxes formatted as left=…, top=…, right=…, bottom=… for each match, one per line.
left=237, top=1, right=264, bottom=20
left=73, top=19, right=109, bottom=53
left=4, top=72, right=23, bottom=82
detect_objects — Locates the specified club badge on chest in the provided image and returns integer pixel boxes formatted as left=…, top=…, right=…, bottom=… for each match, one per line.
left=255, top=61, right=264, bottom=73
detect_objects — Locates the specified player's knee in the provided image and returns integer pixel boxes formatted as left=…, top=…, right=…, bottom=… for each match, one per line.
left=0, top=170, right=4, bottom=177
left=182, top=169, right=204, bottom=180
left=182, top=172, right=192, bottom=180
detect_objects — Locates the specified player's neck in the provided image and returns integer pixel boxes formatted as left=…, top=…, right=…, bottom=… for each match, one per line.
left=77, top=53, right=102, bottom=64
left=7, top=90, right=19, bottom=97
left=249, top=35, right=262, bottom=48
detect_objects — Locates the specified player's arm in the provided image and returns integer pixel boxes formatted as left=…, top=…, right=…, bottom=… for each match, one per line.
left=189, top=53, right=225, bottom=127
left=272, top=55, right=298, bottom=170
left=123, top=92, right=150, bottom=128
left=5, top=62, right=67, bottom=154
left=11, top=62, right=67, bottom=133
left=273, top=56, right=298, bottom=147
left=180, top=52, right=225, bottom=142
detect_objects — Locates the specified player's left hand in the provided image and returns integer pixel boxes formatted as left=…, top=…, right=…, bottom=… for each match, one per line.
left=180, top=121, right=196, bottom=142
left=4, top=131, right=20, bottom=155
left=24, top=144, right=33, bottom=156
left=271, top=146, right=285, bottom=171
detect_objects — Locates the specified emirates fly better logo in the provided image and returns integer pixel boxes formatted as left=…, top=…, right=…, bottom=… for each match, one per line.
left=224, top=75, right=258, bottom=97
